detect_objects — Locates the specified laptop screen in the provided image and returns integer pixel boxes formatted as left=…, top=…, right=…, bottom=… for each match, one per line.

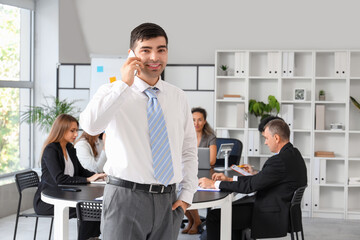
left=198, top=147, right=211, bottom=170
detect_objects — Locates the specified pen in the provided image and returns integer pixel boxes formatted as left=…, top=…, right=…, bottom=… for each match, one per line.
left=239, top=165, right=255, bottom=168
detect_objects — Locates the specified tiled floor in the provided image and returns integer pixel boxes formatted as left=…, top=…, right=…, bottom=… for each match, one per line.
left=2, top=208, right=360, bottom=240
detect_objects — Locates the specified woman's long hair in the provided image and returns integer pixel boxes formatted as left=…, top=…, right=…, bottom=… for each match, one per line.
left=75, top=132, right=99, bottom=157
left=41, top=114, right=78, bottom=160
left=191, top=107, right=215, bottom=137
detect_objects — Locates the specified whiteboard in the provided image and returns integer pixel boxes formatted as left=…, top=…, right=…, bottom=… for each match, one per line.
left=90, top=55, right=127, bottom=99
left=198, top=66, right=215, bottom=90
left=164, top=66, right=197, bottom=90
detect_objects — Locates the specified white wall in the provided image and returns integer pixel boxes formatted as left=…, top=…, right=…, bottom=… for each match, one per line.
left=36, top=0, right=360, bottom=162
left=33, top=0, right=59, bottom=164
left=59, top=0, right=89, bottom=63
left=64, top=0, right=360, bottom=64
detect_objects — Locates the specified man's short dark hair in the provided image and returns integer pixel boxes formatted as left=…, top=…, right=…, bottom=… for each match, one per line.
left=130, top=23, right=168, bottom=49
left=264, top=119, right=290, bottom=141
left=258, top=116, right=284, bottom=132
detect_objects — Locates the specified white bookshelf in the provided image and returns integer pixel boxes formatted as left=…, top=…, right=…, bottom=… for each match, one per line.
left=214, top=50, right=360, bottom=219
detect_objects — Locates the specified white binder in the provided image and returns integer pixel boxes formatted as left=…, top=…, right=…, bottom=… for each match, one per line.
left=303, top=187, right=311, bottom=211
left=282, top=52, right=288, bottom=77
left=334, top=52, right=340, bottom=76
left=248, top=130, right=254, bottom=156
left=312, top=186, right=320, bottom=210
left=281, top=104, right=294, bottom=130
left=339, top=51, right=347, bottom=78
left=320, top=159, right=327, bottom=184
left=273, top=52, right=280, bottom=77
left=313, top=158, right=320, bottom=184
left=253, top=130, right=260, bottom=156
left=288, top=52, right=295, bottom=77
left=234, top=52, right=246, bottom=77
left=267, top=52, right=273, bottom=77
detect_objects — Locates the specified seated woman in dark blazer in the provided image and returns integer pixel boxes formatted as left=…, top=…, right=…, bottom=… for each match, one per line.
left=33, top=114, right=106, bottom=240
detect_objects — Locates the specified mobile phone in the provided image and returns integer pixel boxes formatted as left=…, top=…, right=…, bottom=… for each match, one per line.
left=61, top=187, right=81, bottom=192
left=128, top=50, right=138, bottom=76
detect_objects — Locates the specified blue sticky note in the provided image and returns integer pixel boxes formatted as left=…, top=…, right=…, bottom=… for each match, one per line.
left=97, top=66, right=104, bottom=72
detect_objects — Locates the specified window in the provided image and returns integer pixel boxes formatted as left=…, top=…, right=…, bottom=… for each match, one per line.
left=0, top=4, right=33, bottom=177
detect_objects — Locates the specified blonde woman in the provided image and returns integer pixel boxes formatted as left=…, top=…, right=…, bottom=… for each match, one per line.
left=74, top=132, right=107, bottom=173
left=33, top=114, right=105, bottom=240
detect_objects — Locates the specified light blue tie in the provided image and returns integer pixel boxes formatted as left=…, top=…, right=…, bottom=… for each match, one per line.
left=144, top=88, right=174, bottom=186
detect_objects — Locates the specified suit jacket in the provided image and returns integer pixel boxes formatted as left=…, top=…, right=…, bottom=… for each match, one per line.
left=220, top=142, right=307, bottom=238
left=34, top=142, right=94, bottom=213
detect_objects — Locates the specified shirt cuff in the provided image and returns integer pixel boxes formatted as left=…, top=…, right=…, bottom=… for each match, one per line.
left=178, top=189, right=196, bottom=205
left=214, top=181, right=221, bottom=189
left=233, top=176, right=238, bottom=181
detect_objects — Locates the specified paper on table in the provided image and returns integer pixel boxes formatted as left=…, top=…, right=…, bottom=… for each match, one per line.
left=197, top=186, right=220, bottom=192
left=95, top=196, right=103, bottom=200
left=231, top=165, right=252, bottom=176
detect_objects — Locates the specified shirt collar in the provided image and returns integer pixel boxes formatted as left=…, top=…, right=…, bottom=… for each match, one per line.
left=133, top=76, right=164, bottom=93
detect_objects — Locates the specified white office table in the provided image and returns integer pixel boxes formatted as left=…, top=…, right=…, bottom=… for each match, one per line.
left=42, top=169, right=236, bottom=240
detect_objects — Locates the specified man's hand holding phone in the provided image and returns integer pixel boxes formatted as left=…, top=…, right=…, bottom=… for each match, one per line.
left=121, top=50, right=143, bottom=87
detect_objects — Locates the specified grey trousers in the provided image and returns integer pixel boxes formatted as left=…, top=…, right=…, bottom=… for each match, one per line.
left=101, top=183, right=185, bottom=240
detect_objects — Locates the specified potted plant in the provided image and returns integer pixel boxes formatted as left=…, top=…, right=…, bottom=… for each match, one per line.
left=219, top=65, right=229, bottom=76
left=21, top=96, right=80, bottom=132
left=350, top=96, right=360, bottom=111
left=319, top=90, right=325, bottom=101
left=248, top=95, right=280, bottom=121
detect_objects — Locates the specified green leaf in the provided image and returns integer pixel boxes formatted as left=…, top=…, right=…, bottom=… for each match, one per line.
left=20, top=96, right=80, bottom=132
left=350, top=96, right=360, bottom=110
left=248, top=95, right=280, bottom=119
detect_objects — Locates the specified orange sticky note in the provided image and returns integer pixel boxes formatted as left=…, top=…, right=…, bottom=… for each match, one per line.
left=109, top=76, right=116, bottom=83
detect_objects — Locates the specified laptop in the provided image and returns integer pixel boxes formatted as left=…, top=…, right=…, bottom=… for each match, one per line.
left=198, top=147, right=211, bottom=170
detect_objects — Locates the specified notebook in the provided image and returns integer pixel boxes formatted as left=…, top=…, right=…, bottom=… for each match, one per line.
left=198, top=147, right=211, bottom=170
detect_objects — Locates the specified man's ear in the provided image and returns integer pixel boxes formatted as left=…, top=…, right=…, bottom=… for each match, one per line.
left=274, top=134, right=281, bottom=143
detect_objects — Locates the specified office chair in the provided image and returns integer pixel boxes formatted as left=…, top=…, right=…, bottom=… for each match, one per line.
left=76, top=201, right=102, bottom=240
left=215, top=138, right=243, bottom=167
left=241, top=185, right=308, bottom=240
left=289, top=185, right=307, bottom=240
left=14, top=170, right=53, bottom=240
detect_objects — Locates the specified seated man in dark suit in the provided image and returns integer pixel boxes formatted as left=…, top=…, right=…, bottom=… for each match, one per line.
left=199, top=118, right=307, bottom=239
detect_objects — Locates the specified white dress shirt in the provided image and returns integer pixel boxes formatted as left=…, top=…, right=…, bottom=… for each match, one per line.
left=74, top=138, right=107, bottom=173
left=79, top=76, right=198, bottom=204
left=64, top=150, right=74, bottom=177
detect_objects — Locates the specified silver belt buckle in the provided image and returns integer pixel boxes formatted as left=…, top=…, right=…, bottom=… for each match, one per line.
left=149, top=184, right=164, bottom=193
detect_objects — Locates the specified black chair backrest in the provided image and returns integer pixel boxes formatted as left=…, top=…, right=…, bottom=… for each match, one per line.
left=76, top=201, right=102, bottom=222
left=289, top=185, right=307, bottom=234
left=215, top=138, right=243, bottom=166
left=15, top=171, right=40, bottom=193
left=291, top=185, right=307, bottom=206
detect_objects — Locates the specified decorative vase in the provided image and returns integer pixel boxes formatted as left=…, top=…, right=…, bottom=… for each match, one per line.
left=319, top=95, right=325, bottom=101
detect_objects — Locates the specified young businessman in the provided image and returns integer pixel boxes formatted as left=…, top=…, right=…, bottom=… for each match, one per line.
left=199, top=119, right=307, bottom=239
left=80, top=23, right=198, bottom=240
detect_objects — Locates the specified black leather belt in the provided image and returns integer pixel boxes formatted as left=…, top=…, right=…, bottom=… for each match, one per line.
left=106, top=176, right=175, bottom=194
